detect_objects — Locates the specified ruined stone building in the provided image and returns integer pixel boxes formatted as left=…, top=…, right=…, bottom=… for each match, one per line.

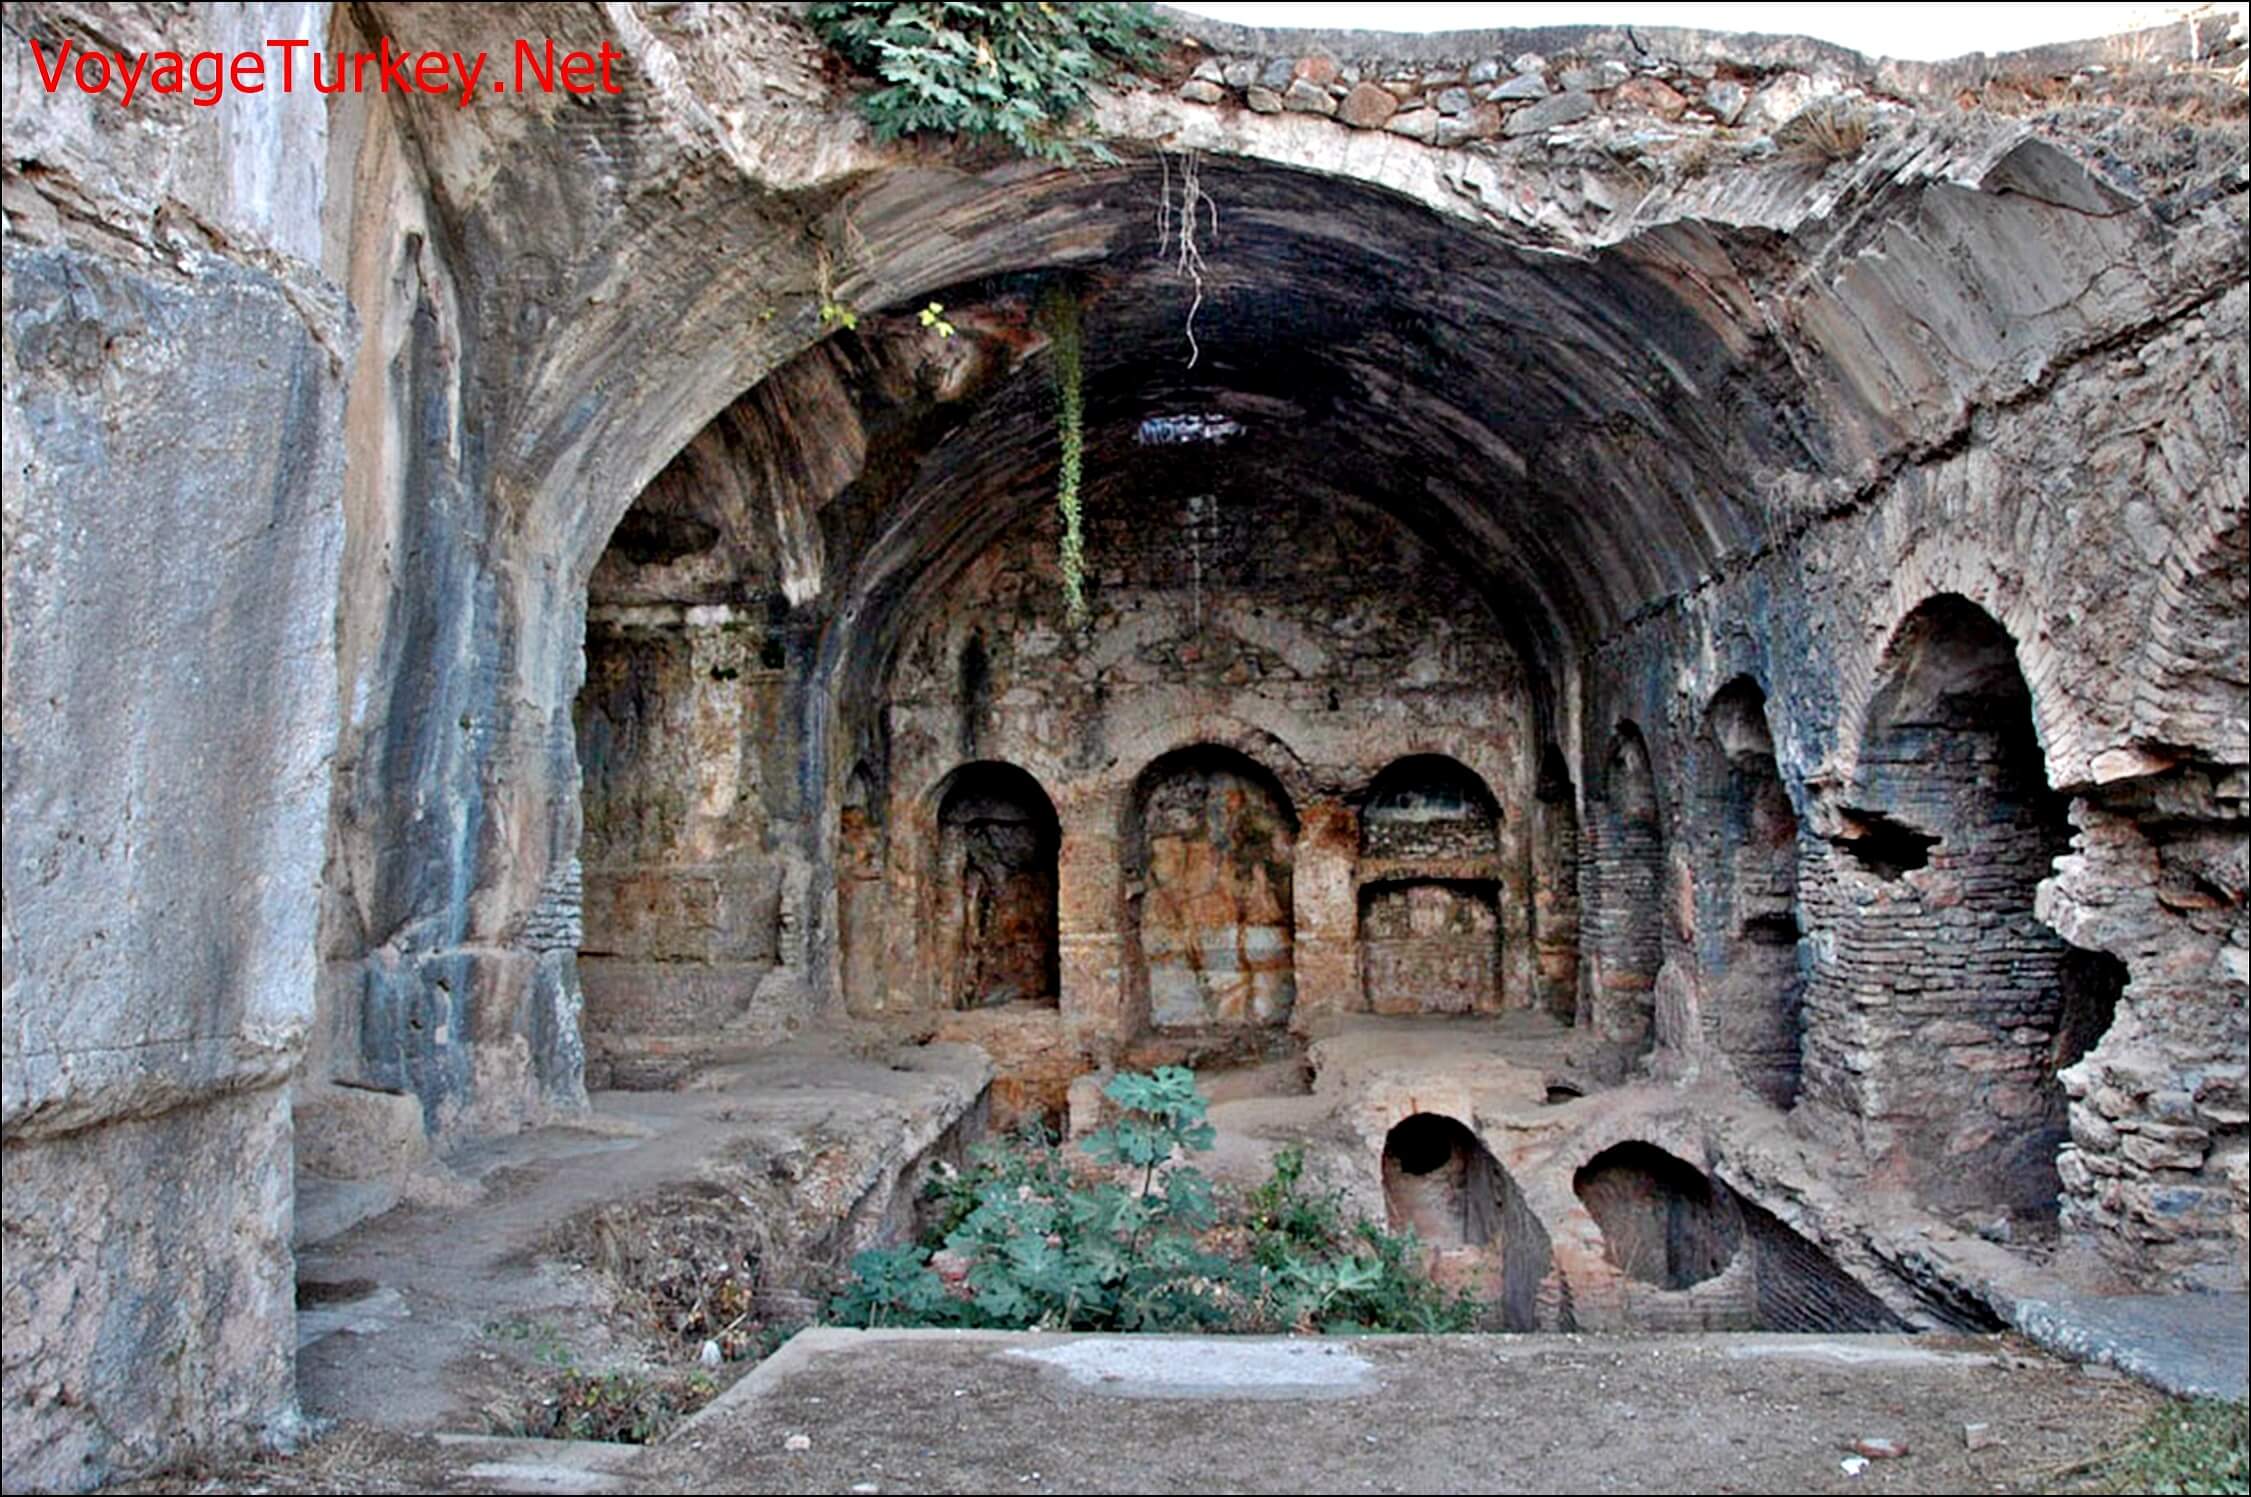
left=3, top=3, right=2246, bottom=1490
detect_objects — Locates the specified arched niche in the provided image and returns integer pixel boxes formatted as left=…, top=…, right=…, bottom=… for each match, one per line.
left=1533, top=744, right=1582, bottom=1022
left=1824, top=594, right=2117, bottom=1222
left=1573, top=1140, right=1742, bottom=1291
left=1358, top=756, right=1503, bottom=1016
left=1588, top=723, right=1665, bottom=1048
left=1126, top=746, right=1297, bottom=1031
left=837, top=761, right=886, bottom=1014
left=1381, top=1113, right=1553, bottom=1330
left=934, top=761, right=1061, bottom=1011
left=1698, top=678, right=1805, bottom=1107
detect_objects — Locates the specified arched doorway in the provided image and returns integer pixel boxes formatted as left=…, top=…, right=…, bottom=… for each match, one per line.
left=1698, top=679, right=1804, bottom=1106
left=1588, top=724, right=1665, bottom=1048
left=1823, top=595, right=2115, bottom=1221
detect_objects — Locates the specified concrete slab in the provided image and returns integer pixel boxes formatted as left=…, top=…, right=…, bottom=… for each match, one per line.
left=640, top=1327, right=2169, bottom=1494
left=2008, top=1292, right=2250, bottom=1401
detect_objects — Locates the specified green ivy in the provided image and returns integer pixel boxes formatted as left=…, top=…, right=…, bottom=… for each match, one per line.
left=808, top=2, right=1168, bottom=164
left=1040, top=286, right=1090, bottom=627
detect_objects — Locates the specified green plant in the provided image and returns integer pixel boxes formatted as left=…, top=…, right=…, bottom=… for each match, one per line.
left=808, top=2, right=1168, bottom=165
left=517, top=1366, right=716, bottom=1445
left=1037, top=285, right=1088, bottom=626
left=918, top=301, right=957, bottom=337
left=2084, top=1398, right=2249, bottom=1495
left=830, top=1070, right=1492, bottom=1338
left=1243, top=1145, right=1346, bottom=1264
left=831, top=1066, right=1233, bottom=1332
left=1235, top=1149, right=1483, bottom=1334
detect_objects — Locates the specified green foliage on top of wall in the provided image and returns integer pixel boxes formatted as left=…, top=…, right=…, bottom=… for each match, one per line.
left=807, top=2, right=1169, bottom=164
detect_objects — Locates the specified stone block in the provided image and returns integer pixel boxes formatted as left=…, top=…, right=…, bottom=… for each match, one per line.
left=1339, top=82, right=1399, bottom=129
left=1282, top=77, right=1338, bottom=115
left=3, top=1088, right=299, bottom=1492
left=1504, top=91, right=1597, bottom=137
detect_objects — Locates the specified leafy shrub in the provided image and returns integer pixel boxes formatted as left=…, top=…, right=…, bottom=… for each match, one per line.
left=830, top=1070, right=1488, bottom=1337
left=1235, top=1145, right=1483, bottom=1334
left=833, top=1065, right=1234, bottom=1331
left=807, top=2, right=1168, bottom=164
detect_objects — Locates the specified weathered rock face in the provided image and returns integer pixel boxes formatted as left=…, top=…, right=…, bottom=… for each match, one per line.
left=3, top=0, right=2247, bottom=1485
left=3, top=3, right=345, bottom=1486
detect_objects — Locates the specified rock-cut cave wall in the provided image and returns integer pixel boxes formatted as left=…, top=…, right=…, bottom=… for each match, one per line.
left=3, top=0, right=2246, bottom=1488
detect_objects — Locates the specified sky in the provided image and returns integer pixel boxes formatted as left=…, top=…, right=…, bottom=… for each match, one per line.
left=1165, top=2, right=2244, bottom=61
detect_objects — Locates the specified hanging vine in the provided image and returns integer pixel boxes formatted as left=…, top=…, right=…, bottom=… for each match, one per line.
left=1156, top=149, right=1217, bottom=368
left=1039, top=285, right=1089, bottom=627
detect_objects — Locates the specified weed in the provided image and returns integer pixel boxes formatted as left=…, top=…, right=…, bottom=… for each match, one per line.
left=2084, top=1398, right=2250, bottom=1495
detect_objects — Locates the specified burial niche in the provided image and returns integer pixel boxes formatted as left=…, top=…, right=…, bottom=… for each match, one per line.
left=1382, top=1113, right=1552, bottom=1330
left=1533, top=745, right=1583, bottom=1022
left=1359, top=756, right=1503, bottom=1015
left=1699, top=679, right=1805, bottom=1107
left=837, top=761, right=885, bottom=1012
left=1588, top=724, right=1665, bottom=1047
left=1572, top=1141, right=1741, bottom=1291
left=1835, top=595, right=2091, bottom=1220
left=1129, top=747, right=1297, bottom=1030
left=935, top=762, right=1060, bottom=1010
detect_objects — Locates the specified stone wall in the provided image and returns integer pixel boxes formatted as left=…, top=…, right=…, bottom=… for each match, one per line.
left=574, top=607, right=794, bottom=1084
left=1581, top=266, right=2248, bottom=1281
left=1799, top=596, right=2083, bottom=1220
left=870, top=476, right=1543, bottom=1040
left=1692, top=680, right=1805, bottom=1106
left=3, top=3, right=344, bottom=1486
left=1583, top=727, right=1667, bottom=1047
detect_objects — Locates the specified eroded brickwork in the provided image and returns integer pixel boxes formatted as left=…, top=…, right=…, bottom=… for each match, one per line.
left=1799, top=598, right=2081, bottom=1221
left=1696, top=681, right=1805, bottom=1107
left=1585, top=728, right=1666, bottom=1047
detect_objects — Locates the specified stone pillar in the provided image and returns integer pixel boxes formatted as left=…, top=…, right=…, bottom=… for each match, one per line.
left=1294, top=797, right=1361, bottom=1019
left=1057, top=787, right=1128, bottom=1042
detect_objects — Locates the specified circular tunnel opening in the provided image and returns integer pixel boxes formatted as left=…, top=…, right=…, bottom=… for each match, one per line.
left=1387, top=1112, right=1473, bottom=1177
left=1382, top=1113, right=1482, bottom=1249
left=1573, top=1141, right=1743, bottom=1290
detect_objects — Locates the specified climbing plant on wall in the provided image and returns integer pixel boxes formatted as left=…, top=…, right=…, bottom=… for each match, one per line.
left=1038, top=284, right=1089, bottom=626
left=807, top=2, right=1168, bottom=165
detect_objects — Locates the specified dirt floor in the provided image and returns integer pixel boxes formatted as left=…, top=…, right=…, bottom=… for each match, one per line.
left=116, top=1023, right=2231, bottom=1497
left=109, top=1327, right=2174, bottom=1495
